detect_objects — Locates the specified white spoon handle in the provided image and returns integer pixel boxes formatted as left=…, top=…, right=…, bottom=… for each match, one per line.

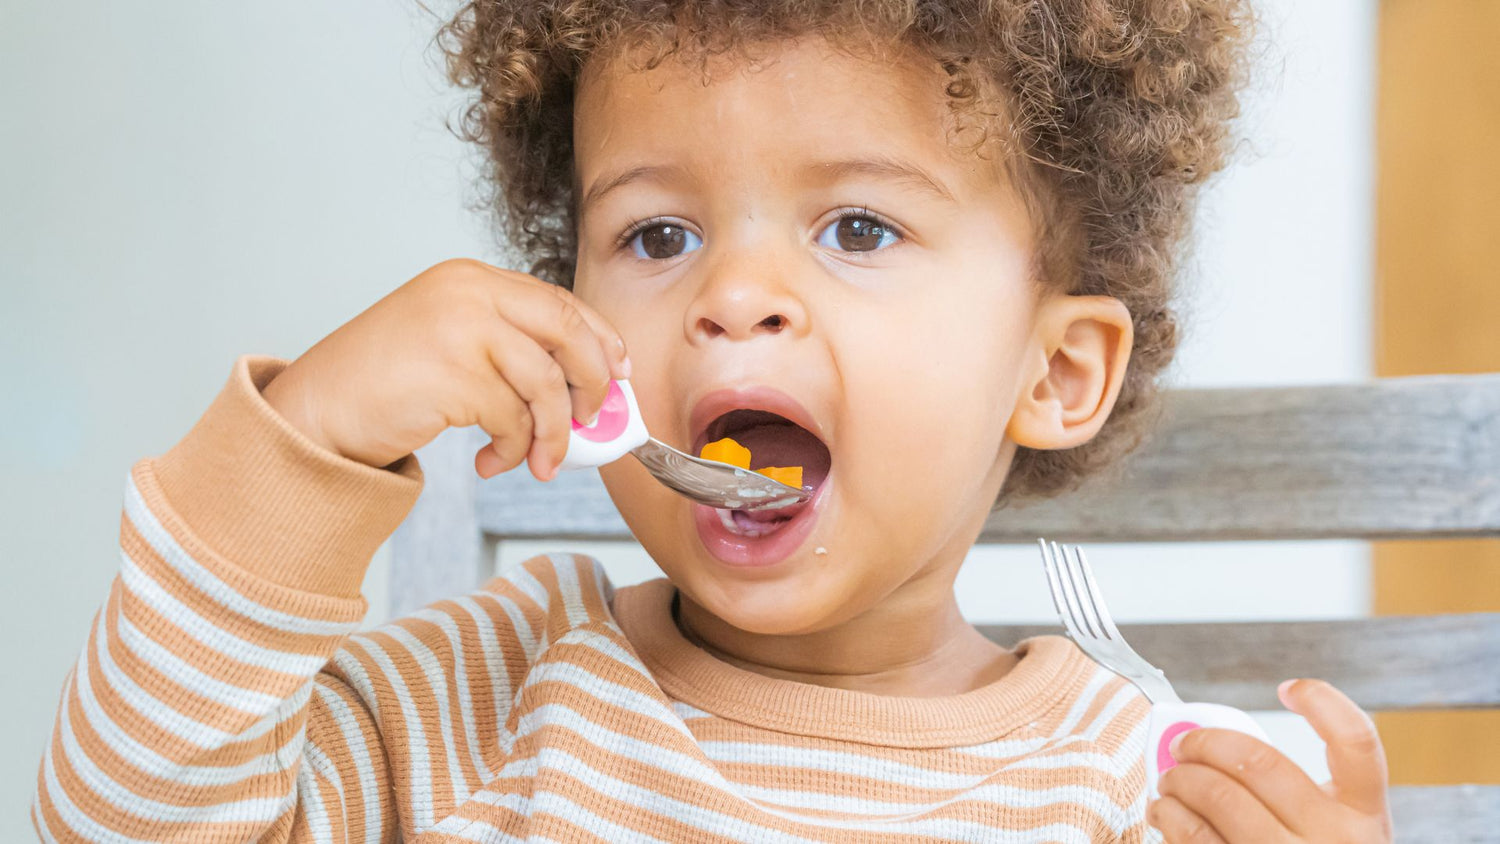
left=556, top=379, right=650, bottom=471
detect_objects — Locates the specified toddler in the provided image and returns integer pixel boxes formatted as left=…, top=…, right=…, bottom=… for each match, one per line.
left=33, top=1, right=1394, bottom=841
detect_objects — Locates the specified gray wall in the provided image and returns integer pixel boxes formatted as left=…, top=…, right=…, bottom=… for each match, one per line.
left=1, top=0, right=1373, bottom=838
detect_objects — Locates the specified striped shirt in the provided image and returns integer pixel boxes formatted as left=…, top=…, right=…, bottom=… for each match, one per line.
left=33, top=354, right=1159, bottom=842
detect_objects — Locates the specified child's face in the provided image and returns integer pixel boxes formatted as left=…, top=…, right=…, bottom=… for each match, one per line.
left=572, top=37, right=1111, bottom=638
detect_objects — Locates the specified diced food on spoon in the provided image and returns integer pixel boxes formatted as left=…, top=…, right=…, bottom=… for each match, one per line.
left=699, top=437, right=803, bottom=489
left=700, top=437, right=752, bottom=469
left=755, top=465, right=803, bottom=489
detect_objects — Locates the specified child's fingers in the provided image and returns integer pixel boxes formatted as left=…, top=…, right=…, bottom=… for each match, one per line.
left=500, top=285, right=616, bottom=426
left=483, top=264, right=631, bottom=381
left=481, top=322, right=575, bottom=481
left=564, top=293, right=632, bottom=381
left=1277, top=678, right=1390, bottom=817
left=1145, top=794, right=1229, bottom=844
left=1154, top=760, right=1290, bottom=843
left=473, top=389, right=533, bottom=478
left=1168, top=726, right=1323, bottom=836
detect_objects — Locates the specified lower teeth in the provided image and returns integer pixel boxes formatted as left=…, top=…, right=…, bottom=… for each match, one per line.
left=716, top=508, right=790, bottom=537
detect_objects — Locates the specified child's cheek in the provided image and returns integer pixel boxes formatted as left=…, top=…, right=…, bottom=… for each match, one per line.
left=840, top=337, right=1009, bottom=502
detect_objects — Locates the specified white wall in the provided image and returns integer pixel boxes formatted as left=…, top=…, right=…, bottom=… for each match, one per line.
left=0, top=0, right=1372, bottom=836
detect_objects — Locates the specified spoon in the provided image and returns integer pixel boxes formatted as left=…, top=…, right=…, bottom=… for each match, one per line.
left=555, top=380, right=811, bottom=512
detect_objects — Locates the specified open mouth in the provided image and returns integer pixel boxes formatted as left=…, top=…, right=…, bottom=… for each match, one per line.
left=693, top=408, right=832, bottom=538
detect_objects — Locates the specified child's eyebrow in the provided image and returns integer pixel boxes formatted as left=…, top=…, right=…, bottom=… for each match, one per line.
left=579, top=155, right=956, bottom=216
left=808, top=157, right=957, bottom=204
left=580, top=164, right=690, bottom=217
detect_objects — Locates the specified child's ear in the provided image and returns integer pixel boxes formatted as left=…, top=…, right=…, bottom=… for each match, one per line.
left=1007, top=294, right=1134, bottom=450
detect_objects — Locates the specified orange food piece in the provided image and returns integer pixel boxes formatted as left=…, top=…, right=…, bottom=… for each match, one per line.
left=756, top=466, right=803, bottom=489
left=700, top=437, right=803, bottom=487
left=700, top=437, right=751, bottom=469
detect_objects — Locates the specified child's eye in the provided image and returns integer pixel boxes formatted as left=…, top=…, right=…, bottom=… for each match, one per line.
left=816, top=211, right=902, bottom=253
left=623, top=219, right=703, bottom=260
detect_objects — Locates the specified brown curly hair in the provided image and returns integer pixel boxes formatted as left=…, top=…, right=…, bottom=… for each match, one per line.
left=439, top=0, right=1251, bottom=505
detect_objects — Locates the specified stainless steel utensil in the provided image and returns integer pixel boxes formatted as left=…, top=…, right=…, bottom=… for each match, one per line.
left=559, top=379, right=811, bottom=512
left=1037, top=538, right=1273, bottom=799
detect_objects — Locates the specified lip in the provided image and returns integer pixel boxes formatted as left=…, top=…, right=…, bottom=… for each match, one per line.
left=685, top=385, right=831, bottom=568
left=688, top=386, right=827, bottom=454
left=692, top=477, right=830, bottom=568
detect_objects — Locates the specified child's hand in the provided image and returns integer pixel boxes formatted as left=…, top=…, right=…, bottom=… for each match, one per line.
left=261, top=259, right=630, bottom=480
left=1147, top=678, right=1394, bottom=843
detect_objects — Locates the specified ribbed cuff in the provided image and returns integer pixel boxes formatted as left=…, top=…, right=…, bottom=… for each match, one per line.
left=149, top=354, right=425, bottom=598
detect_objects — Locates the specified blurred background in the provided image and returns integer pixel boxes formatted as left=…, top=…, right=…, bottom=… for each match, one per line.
left=2, top=0, right=1494, bottom=839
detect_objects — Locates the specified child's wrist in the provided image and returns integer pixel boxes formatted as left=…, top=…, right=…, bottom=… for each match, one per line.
left=262, top=365, right=347, bottom=461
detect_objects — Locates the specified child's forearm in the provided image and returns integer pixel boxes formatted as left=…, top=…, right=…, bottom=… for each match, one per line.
left=32, top=355, right=422, bottom=842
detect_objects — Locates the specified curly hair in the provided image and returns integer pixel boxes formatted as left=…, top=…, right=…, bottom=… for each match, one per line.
left=439, top=0, right=1252, bottom=505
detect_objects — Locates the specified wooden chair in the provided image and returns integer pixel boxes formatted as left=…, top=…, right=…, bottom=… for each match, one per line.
left=390, top=373, right=1500, bottom=843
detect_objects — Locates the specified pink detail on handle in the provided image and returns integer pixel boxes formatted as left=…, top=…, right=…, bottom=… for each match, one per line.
left=571, top=381, right=630, bottom=442
left=1158, top=721, right=1201, bottom=774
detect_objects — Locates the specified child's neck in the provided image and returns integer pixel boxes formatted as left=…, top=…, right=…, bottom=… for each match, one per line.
left=671, top=589, right=1018, bottom=698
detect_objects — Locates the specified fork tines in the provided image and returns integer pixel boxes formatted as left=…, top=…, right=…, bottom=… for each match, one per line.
left=1036, top=538, right=1179, bottom=705
left=1040, top=539, right=1120, bottom=643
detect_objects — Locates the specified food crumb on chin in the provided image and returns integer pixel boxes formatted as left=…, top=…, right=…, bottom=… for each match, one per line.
left=814, top=546, right=828, bottom=556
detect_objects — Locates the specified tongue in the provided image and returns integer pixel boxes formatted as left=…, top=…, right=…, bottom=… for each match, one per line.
left=727, top=421, right=830, bottom=522
left=732, top=422, right=829, bottom=482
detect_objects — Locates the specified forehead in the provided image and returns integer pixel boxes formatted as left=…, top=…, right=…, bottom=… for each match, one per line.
left=572, top=36, right=1003, bottom=204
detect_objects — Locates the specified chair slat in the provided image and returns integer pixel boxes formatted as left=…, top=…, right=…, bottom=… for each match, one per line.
left=980, top=614, right=1500, bottom=710
left=985, top=373, right=1500, bottom=542
left=1391, top=785, right=1500, bottom=844
left=478, top=463, right=628, bottom=539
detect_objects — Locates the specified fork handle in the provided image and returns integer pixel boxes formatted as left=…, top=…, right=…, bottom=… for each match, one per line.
left=1146, top=702, right=1271, bottom=800
left=557, top=379, right=650, bottom=471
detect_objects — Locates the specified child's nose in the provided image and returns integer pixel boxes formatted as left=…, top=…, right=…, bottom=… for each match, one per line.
left=694, top=312, right=789, bottom=339
left=684, top=255, right=808, bottom=344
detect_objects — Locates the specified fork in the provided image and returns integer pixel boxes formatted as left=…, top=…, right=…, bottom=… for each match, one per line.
left=1038, top=538, right=1272, bottom=799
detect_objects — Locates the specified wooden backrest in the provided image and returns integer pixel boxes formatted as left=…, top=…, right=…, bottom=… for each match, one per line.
left=389, top=373, right=1500, bottom=841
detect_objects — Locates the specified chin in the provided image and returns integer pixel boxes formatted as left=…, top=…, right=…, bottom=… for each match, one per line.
left=671, top=553, right=864, bottom=636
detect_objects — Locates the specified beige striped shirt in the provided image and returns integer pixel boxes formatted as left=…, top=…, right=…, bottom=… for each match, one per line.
left=33, top=354, right=1158, bottom=842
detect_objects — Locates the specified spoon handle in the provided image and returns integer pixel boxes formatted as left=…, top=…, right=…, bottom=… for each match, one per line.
left=556, top=379, right=650, bottom=471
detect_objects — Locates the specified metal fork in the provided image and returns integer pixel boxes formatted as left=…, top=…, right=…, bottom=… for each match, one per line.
left=1037, top=538, right=1274, bottom=799
left=1037, top=538, right=1181, bottom=705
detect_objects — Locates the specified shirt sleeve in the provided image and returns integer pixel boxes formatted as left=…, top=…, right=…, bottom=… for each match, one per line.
left=32, top=354, right=422, bottom=843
